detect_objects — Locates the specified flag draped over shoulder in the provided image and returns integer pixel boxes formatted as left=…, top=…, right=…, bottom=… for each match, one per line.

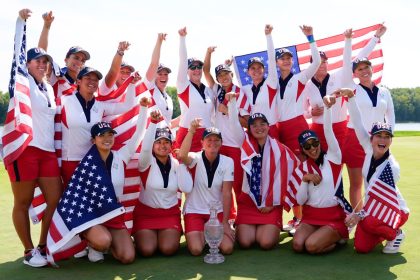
left=233, top=24, right=384, bottom=87
left=241, top=134, right=298, bottom=207
left=284, top=158, right=352, bottom=214
left=1, top=17, right=32, bottom=166
left=47, top=145, right=125, bottom=263
left=364, top=162, right=401, bottom=229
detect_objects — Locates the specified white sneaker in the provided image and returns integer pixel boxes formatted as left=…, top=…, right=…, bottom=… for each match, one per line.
left=23, top=248, right=48, bottom=268
left=383, top=229, right=405, bottom=254
left=88, top=247, right=104, bottom=262
left=74, top=248, right=88, bottom=258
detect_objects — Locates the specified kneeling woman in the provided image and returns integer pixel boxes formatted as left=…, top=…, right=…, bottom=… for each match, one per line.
left=226, top=94, right=298, bottom=250
left=132, top=111, right=192, bottom=256
left=342, top=88, right=409, bottom=254
left=179, top=120, right=235, bottom=256
left=47, top=98, right=149, bottom=264
left=292, top=95, right=349, bottom=254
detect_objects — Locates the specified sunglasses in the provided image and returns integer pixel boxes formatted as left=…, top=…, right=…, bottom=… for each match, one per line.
left=302, top=140, right=320, bottom=150
left=189, top=65, right=203, bottom=70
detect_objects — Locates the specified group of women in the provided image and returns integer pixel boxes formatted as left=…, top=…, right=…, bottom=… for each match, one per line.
left=3, top=9, right=409, bottom=268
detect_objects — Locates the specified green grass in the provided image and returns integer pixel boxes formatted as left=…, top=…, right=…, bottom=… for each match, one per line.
left=1, top=137, right=420, bottom=280
left=394, top=131, right=420, bottom=137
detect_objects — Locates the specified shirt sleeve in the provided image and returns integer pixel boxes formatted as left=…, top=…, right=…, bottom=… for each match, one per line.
left=138, top=122, right=157, bottom=171
left=227, top=97, right=246, bottom=146
left=177, top=163, right=193, bottom=193
left=297, top=42, right=321, bottom=84
left=356, top=36, right=380, bottom=60
left=347, top=98, right=371, bottom=153
left=296, top=175, right=309, bottom=205
left=223, top=157, right=234, bottom=182
left=116, top=105, right=148, bottom=164
left=266, top=34, right=278, bottom=89
left=324, top=106, right=341, bottom=164
left=341, top=38, right=357, bottom=89
left=384, top=88, right=396, bottom=130
left=177, top=36, right=189, bottom=93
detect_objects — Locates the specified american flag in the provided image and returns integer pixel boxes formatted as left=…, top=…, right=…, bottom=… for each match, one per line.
left=1, top=17, right=32, bottom=166
left=28, top=77, right=146, bottom=233
left=284, top=158, right=352, bottom=214
left=364, top=162, right=401, bottom=229
left=233, top=24, right=384, bottom=87
left=241, top=134, right=298, bottom=207
left=47, top=144, right=125, bottom=263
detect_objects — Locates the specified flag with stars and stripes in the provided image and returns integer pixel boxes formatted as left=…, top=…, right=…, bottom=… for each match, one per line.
left=47, top=145, right=125, bottom=263
left=233, top=24, right=384, bottom=87
left=241, top=133, right=298, bottom=208
left=1, top=17, right=32, bottom=166
left=364, top=162, right=401, bottom=229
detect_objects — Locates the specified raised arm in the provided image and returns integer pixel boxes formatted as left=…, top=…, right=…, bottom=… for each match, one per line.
left=118, top=97, right=151, bottom=164
left=337, top=88, right=371, bottom=152
left=178, top=118, right=201, bottom=166
left=38, top=11, right=54, bottom=51
left=298, top=25, right=321, bottom=84
left=227, top=93, right=245, bottom=145
left=356, top=24, right=386, bottom=60
left=384, top=88, right=395, bottom=130
left=177, top=163, right=193, bottom=193
left=265, top=25, right=278, bottom=89
left=145, top=33, right=167, bottom=83
left=102, top=72, right=140, bottom=115
left=177, top=27, right=189, bottom=91
left=322, top=95, right=341, bottom=164
left=138, top=110, right=162, bottom=171
left=341, top=29, right=356, bottom=88
left=102, top=41, right=131, bottom=88
left=203, top=46, right=217, bottom=89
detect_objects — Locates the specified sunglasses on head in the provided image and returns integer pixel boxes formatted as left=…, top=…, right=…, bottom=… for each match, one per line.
left=189, top=65, right=203, bottom=70
left=302, top=140, right=320, bottom=150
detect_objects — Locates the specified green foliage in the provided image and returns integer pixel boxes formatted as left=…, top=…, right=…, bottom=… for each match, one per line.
left=166, top=86, right=180, bottom=119
left=391, top=87, right=420, bottom=122
left=0, top=91, right=10, bottom=125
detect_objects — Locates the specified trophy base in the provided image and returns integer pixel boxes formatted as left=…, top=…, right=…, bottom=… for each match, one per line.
left=204, top=253, right=225, bottom=264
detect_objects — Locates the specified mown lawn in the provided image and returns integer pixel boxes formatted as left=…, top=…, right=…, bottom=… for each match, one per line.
left=0, top=136, right=419, bottom=280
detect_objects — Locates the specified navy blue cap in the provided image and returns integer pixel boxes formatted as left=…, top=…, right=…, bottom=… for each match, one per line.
left=155, top=127, right=173, bottom=142
left=275, top=48, right=293, bottom=60
left=247, top=57, right=264, bottom=69
left=202, top=127, right=222, bottom=140
left=77, top=67, right=103, bottom=80
left=27, top=48, right=53, bottom=63
left=248, top=113, right=269, bottom=127
left=298, top=130, right=319, bottom=146
left=187, top=58, right=204, bottom=68
left=66, top=46, right=90, bottom=60
left=352, top=57, right=371, bottom=72
left=311, top=51, right=328, bottom=63
left=157, top=63, right=172, bottom=73
left=120, top=62, right=135, bottom=72
left=91, top=122, right=117, bottom=137
left=371, top=122, right=393, bottom=137
left=215, top=64, right=232, bottom=77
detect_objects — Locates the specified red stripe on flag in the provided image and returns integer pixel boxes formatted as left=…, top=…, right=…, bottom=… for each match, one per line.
left=49, top=220, right=63, bottom=243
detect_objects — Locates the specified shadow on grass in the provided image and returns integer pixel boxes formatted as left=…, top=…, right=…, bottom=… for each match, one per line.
left=0, top=238, right=407, bottom=280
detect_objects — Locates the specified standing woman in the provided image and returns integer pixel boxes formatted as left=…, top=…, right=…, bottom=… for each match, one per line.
left=241, top=25, right=279, bottom=137
left=292, top=95, right=350, bottom=254
left=340, top=88, right=409, bottom=254
left=341, top=26, right=393, bottom=211
left=178, top=120, right=235, bottom=256
left=226, top=94, right=299, bottom=250
left=132, top=111, right=192, bottom=256
left=174, top=27, right=216, bottom=152
left=3, top=9, right=62, bottom=267
left=60, top=67, right=139, bottom=187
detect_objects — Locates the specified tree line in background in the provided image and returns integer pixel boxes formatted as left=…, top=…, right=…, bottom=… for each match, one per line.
left=1, top=87, right=420, bottom=125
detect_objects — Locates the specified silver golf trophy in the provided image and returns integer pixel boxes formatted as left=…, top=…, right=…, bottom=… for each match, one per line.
left=204, top=201, right=224, bottom=264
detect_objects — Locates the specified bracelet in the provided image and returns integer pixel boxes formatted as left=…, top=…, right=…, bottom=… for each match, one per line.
left=307, top=35, right=315, bottom=43
left=116, top=50, right=124, bottom=56
left=355, top=210, right=367, bottom=220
